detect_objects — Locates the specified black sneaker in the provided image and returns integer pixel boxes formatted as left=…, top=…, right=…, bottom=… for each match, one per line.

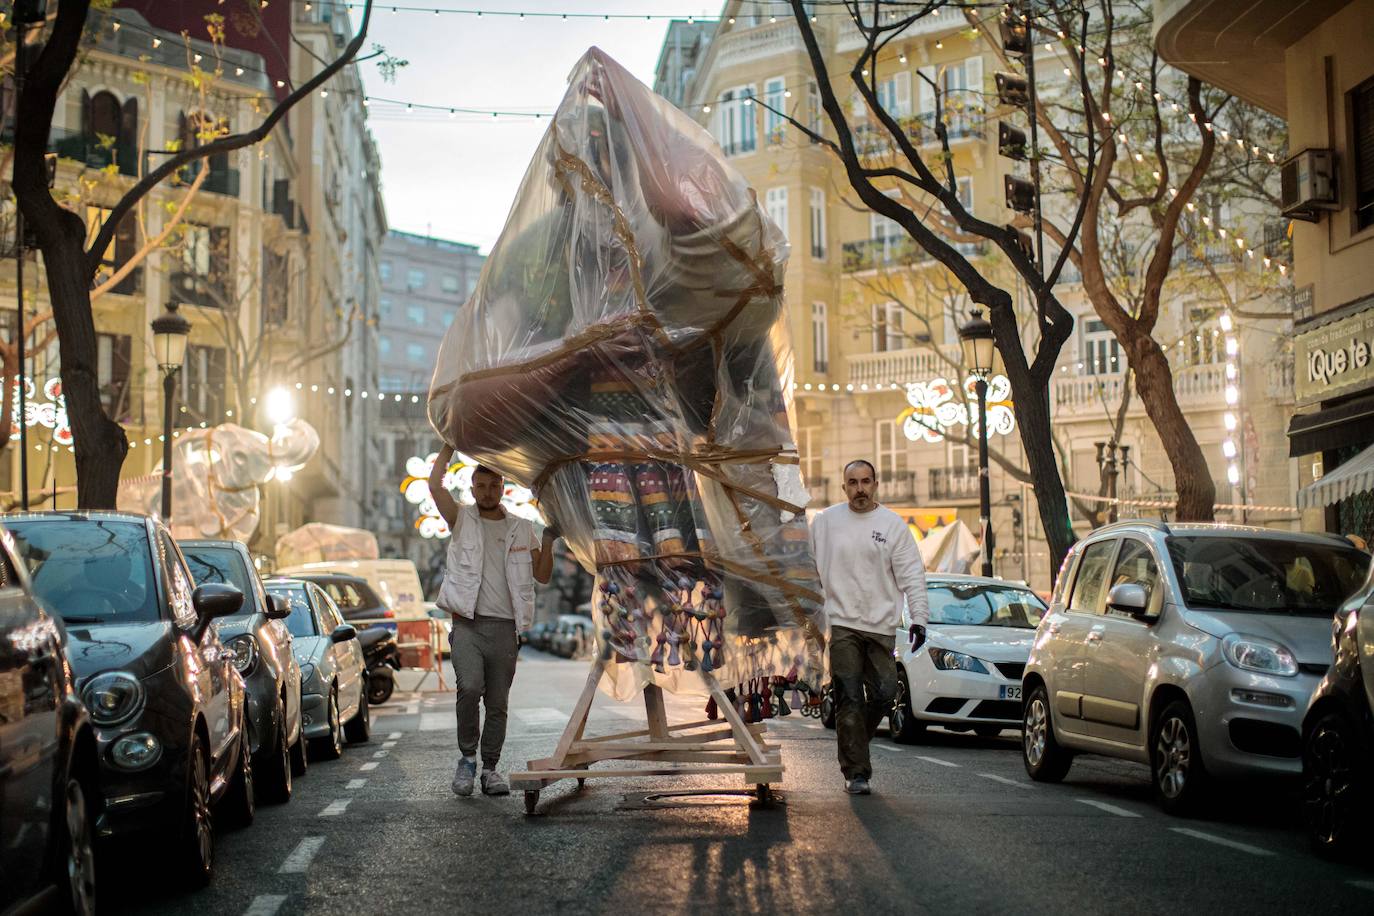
left=845, top=776, right=871, bottom=795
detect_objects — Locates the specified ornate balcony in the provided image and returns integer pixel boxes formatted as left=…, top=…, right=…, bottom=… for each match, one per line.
left=929, top=465, right=980, bottom=502
left=1052, top=363, right=1229, bottom=417
left=848, top=345, right=962, bottom=390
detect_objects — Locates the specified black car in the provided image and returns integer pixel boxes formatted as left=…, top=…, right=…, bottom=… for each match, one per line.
left=275, top=572, right=394, bottom=630
left=181, top=539, right=306, bottom=803
left=5, top=512, right=253, bottom=888
left=0, top=522, right=100, bottom=916
left=1301, top=584, right=1374, bottom=857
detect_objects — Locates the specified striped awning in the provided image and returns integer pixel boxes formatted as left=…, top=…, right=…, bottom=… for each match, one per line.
left=1298, top=443, right=1374, bottom=509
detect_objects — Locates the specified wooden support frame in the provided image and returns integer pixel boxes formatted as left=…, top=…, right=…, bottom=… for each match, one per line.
left=511, top=658, right=784, bottom=814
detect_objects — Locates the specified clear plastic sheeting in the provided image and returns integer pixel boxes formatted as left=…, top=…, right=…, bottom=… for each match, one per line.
left=118, top=419, right=320, bottom=542
left=427, top=48, right=826, bottom=700
left=275, top=523, right=380, bottom=568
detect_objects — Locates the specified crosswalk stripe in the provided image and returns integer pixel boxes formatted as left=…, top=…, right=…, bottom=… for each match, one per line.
left=419, top=713, right=451, bottom=732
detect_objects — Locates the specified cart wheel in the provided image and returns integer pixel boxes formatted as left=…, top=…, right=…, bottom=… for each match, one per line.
left=576, top=777, right=586, bottom=789
left=523, top=790, right=540, bottom=815
left=754, top=784, right=774, bottom=808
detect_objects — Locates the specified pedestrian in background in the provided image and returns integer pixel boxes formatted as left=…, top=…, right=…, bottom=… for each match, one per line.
left=429, top=444, right=557, bottom=797
left=811, top=459, right=930, bottom=795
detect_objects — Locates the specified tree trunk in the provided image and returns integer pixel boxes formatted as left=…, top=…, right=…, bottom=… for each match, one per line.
left=1129, top=340, right=1215, bottom=521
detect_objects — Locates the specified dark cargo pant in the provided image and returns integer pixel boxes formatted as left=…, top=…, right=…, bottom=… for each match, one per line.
left=830, top=624, right=898, bottom=781
left=450, top=615, right=519, bottom=769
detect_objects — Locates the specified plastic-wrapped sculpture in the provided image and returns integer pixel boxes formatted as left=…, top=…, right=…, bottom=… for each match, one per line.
left=118, top=419, right=320, bottom=541
left=428, top=48, right=826, bottom=702
left=275, top=523, right=379, bottom=567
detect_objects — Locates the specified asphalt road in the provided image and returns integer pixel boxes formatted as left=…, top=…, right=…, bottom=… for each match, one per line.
left=98, top=651, right=1374, bottom=916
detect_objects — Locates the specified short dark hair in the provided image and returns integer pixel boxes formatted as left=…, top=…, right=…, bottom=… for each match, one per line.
left=843, top=459, right=878, bottom=481
left=473, top=464, right=504, bottom=481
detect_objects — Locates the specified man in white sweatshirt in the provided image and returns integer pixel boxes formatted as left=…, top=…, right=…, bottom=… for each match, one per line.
left=811, top=459, right=930, bottom=795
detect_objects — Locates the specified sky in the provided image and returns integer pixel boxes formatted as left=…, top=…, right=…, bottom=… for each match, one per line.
left=360, top=1, right=722, bottom=252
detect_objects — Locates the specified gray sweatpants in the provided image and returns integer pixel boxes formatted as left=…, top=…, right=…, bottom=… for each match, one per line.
left=450, top=615, right=519, bottom=769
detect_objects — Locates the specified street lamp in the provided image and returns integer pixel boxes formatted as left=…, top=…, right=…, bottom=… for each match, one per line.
left=151, top=303, right=191, bottom=522
left=959, top=309, right=996, bottom=578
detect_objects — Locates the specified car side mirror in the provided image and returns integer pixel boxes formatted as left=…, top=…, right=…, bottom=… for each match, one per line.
left=266, top=593, right=291, bottom=621
left=1107, top=583, right=1152, bottom=620
left=191, top=583, right=244, bottom=638
left=331, top=624, right=357, bottom=644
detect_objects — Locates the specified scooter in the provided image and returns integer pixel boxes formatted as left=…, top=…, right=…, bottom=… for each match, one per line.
left=358, top=625, right=400, bottom=705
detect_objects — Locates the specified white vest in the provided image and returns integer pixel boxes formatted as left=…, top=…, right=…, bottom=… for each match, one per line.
left=436, top=505, right=537, bottom=630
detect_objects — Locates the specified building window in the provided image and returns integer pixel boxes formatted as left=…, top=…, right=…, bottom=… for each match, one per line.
left=941, top=57, right=984, bottom=136
left=181, top=344, right=226, bottom=422
left=872, top=301, right=904, bottom=352
left=85, top=206, right=139, bottom=294
left=76, top=89, right=137, bottom=176
left=405, top=342, right=425, bottom=363
left=407, top=267, right=426, bottom=290
left=763, top=77, right=786, bottom=144
left=1185, top=310, right=1221, bottom=366
left=798, top=426, right=823, bottom=492
left=262, top=249, right=288, bottom=325
left=876, top=72, right=911, bottom=118
left=870, top=203, right=905, bottom=263
left=811, top=302, right=829, bottom=373
left=715, top=85, right=757, bottom=156
left=875, top=419, right=908, bottom=481
left=809, top=187, right=827, bottom=259
left=1353, top=76, right=1374, bottom=231
left=442, top=312, right=454, bottom=327
left=406, top=304, right=426, bottom=325
left=380, top=260, right=392, bottom=282
left=97, top=333, right=132, bottom=419
left=1082, top=319, right=1120, bottom=374
left=379, top=335, right=392, bottom=357
left=173, top=224, right=229, bottom=308
left=379, top=297, right=393, bottom=319
left=765, top=187, right=788, bottom=241
left=807, top=80, right=822, bottom=136
left=441, top=274, right=460, bottom=293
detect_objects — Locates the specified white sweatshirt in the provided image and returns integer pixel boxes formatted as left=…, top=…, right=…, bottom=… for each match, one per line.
left=811, top=503, right=930, bottom=636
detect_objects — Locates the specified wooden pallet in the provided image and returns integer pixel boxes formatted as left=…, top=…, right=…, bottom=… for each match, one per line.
left=510, top=657, right=783, bottom=814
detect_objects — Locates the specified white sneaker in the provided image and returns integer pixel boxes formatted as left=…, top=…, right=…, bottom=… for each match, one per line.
left=481, top=769, right=510, bottom=796
left=452, top=757, right=477, bottom=797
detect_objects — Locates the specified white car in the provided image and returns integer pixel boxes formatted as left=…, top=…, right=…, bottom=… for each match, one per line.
left=890, top=574, right=1048, bottom=742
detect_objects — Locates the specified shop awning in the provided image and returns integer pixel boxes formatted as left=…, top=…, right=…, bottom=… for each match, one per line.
left=1298, top=443, right=1374, bottom=509
left=1288, top=394, right=1374, bottom=457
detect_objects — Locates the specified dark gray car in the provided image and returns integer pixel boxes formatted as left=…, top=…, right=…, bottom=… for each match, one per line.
left=181, top=539, right=305, bottom=803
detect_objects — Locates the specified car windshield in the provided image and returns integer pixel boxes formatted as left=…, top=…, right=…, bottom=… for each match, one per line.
left=7, top=519, right=159, bottom=623
left=315, top=579, right=382, bottom=613
left=183, top=546, right=256, bottom=611
left=1167, top=535, right=1371, bottom=616
left=266, top=585, right=318, bottom=638
left=927, top=583, right=1046, bottom=628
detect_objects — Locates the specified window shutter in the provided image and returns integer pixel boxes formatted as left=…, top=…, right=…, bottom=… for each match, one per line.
left=964, top=56, right=984, bottom=113
left=114, top=211, right=137, bottom=266
left=80, top=89, right=92, bottom=138
left=917, top=67, right=936, bottom=117
left=118, top=97, right=138, bottom=174
left=850, top=91, right=866, bottom=119
left=893, top=71, right=912, bottom=117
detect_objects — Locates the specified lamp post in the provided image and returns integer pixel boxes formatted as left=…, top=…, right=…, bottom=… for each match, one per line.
left=151, top=303, right=191, bottom=522
left=959, top=309, right=996, bottom=578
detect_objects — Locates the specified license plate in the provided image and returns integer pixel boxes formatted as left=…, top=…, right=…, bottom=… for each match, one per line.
left=999, top=685, right=1022, bottom=701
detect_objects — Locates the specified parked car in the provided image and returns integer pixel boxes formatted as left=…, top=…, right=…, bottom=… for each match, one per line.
left=0, top=522, right=100, bottom=916
left=6, top=511, right=253, bottom=887
left=264, top=578, right=370, bottom=758
left=550, top=614, right=594, bottom=659
left=181, top=539, right=306, bottom=801
left=525, top=621, right=555, bottom=653
left=1301, top=576, right=1374, bottom=857
left=271, top=571, right=396, bottom=630
left=1022, top=520, right=1371, bottom=815
left=276, top=559, right=427, bottom=622
left=890, top=574, right=1047, bottom=743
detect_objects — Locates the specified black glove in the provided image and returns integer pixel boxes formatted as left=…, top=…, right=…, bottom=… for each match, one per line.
left=908, top=624, right=927, bottom=650
left=542, top=523, right=562, bottom=542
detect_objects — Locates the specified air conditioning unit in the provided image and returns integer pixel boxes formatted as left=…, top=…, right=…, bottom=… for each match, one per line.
left=1280, top=149, right=1338, bottom=221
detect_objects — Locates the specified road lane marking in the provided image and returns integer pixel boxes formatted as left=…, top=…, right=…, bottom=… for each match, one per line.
left=387, top=732, right=402, bottom=740
left=405, top=704, right=419, bottom=714
left=1170, top=827, right=1274, bottom=857
left=873, top=744, right=900, bottom=752
left=382, top=740, right=398, bottom=749
left=979, top=773, right=1030, bottom=788
left=372, top=750, right=389, bottom=758
left=319, top=799, right=352, bottom=817
left=419, top=713, right=450, bottom=732
left=279, top=837, right=325, bottom=874
left=1076, top=799, right=1143, bottom=818
left=516, top=707, right=571, bottom=728
left=243, top=895, right=287, bottom=916
left=359, top=762, right=379, bottom=771
left=346, top=779, right=367, bottom=790
left=915, top=756, right=960, bottom=768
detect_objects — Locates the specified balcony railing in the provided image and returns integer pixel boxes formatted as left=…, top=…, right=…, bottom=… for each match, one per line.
left=1053, top=362, right=1228, bottom=416
left=843, top=235, right=931, bottom=272
left=835, top=7, right=966, bottom=52
left=49, top=128, right=137, bottom=176
left=884, top=469, right=918, bottom=502
left=930, top=465, right=980, bottom=502
left=712, top=18, right=810, bottom=68
left=851, top=112, right=985, bottom=158
left=849, top=345, right=962, bottom=389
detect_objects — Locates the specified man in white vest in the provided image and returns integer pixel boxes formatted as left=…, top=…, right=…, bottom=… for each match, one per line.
left=429, top=444, right=556, bottom=797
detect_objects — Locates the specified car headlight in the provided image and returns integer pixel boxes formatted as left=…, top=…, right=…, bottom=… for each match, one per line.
left=1221, top=633, right=1298, bottom=677
left=226, top=634, right=258, bottom=674
left=300, top=662, right=316, bottom=685
left=928, top=648, right=990, bottom=674
left=81, top=671, right=146, bottom=727
left=109, top=733, right=162, bottom=770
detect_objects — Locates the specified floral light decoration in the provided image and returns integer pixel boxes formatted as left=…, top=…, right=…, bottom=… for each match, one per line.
left=900, top=374, right=1015, bottom=443
left=7, top=377, right=72, bottom=446
left=400, top=451, right=542, bottom=539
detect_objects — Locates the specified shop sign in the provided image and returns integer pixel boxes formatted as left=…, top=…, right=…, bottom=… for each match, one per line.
left=1295, top=302, right=1374, bottom=405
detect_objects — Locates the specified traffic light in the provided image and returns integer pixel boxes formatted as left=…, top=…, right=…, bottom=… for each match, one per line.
left=998, top=122, right=1027, bottom=160
left=999, top=8, right=1029, bottom=57
left=995, top=72, right=1029, bottom=108
left=1004, top=175, right=1036, bottom=213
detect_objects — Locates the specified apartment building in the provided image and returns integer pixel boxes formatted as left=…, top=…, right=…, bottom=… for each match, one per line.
left=1156, top=0, right=1374, bottom=541
left=668, top=2, right=1302, bottom=586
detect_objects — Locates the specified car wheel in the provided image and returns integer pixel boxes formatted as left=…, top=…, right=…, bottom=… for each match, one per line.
left=289, top=724, right=309, bottom=779
left=889, top=671, right=926, bottom=744
left=219, top=726, right=256, bottom=829
left=178, top=735, right=214, bottom=888
left=1151, top=700, right=1208, bottom=815
left=310, top=687, right=343, bottom=761
left=344, top=684, right=371, bottom=744
left=1022, top=683, right=1072, bottom=783
left=1303, top=711, right=1369, bottom=858
left=55, top=768, right=97, bottom=916
left=256, top=700, right=293, bottom=805
left=820, top=684, right=836, bottom=730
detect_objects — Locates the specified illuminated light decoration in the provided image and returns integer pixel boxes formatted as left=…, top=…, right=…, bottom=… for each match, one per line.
left=8, top=377, right=72, bottom=446
left=401, top=452, right=541, bottom=538
left=900, top=375, right=1016, bottom=443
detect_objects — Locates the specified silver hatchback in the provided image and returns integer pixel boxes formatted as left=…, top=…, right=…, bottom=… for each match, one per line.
left=1022, top=521, right=1370, bottom=814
